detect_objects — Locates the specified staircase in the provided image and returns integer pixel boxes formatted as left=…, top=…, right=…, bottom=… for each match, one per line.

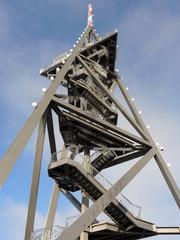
left=68, top=72, right=118, bottom=125
left=48, top=154, right=155, bottom=235
left=90, top=148, right=149, bottom=172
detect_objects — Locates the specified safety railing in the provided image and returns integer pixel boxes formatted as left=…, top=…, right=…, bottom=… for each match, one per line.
left=50, top=149, right=142, bottom=218
left=50, top=148, right=83, bottom=164
left=86, top=161, right=142, bottom=217
left=89, top=151, right=103, bottom=163
left=77, top=78, right=114, bottom=110
left=40, top=52, right=68, bottom=74
left=53, top=52, right=68, bottom=64
left=31, top=226, right=65, bottom=240
left=65, top=214, right=81, bottom=228
left=65, top=213, right=113, bottom=227
left=86, top=82, right=113, bottom=109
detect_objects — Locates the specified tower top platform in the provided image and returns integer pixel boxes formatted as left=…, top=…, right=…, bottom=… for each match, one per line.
left=40, top=30, right=118, bottom=77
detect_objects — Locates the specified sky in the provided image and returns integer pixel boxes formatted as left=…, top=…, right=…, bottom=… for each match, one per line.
left=0, top=0, right=180, bottom=239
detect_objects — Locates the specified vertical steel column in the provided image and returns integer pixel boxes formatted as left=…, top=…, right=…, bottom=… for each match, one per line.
left=80, top=147, right=90, bottom=240
left=45, top=183, right=60, bottom=228
left=47, top=108, right=57, bottom=160
left=24, top=114, right=46, bottom=240
left=45, top=146, right=67, bottom=230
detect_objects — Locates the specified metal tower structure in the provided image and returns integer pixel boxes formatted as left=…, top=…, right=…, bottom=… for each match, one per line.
left=0, top=4, right=180, bottom=240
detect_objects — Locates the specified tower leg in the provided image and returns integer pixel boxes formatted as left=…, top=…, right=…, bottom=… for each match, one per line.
left=80, top=147, right=90, bottom=240
left=45, top=183, right=60, bottom=228
left=155, top=153, right=180, bottom=209
left=24, top=113, right=46, bottom=240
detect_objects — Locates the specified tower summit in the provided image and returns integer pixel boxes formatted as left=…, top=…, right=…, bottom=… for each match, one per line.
left=87, top=3, right=93, bottom=27
left=0, top=4, right=179, bottom=240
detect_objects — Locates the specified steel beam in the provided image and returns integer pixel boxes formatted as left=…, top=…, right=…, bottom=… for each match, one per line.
left=104, top=149, right=149, bottom=169
left=61, top=189, right=98, bottom=225
left=114, top=74, right=156, bottom=144
left=56, top=148, right=155, bottom=240
left=154, top=152, right=180, bottom=209
left=61, top=111, right=136, bottom=147
left=47, top=108, right=57, bottom=159
left=52, top=97, right=151, bottom=147
left=0, top=26, right=92, bottom=187
left=61, top=189, right=81, bottom=212
left=87, top=49, right=106, bottom=59
left=116, top=77, right=147, bottom=131
left=90, top=28, right=99, bottom=41
left=77, top=55, right=148, bottom=140
left=24, top=113, right=46, bottom=240
left=76, top=56, right=180, bottom=209
left=115, top=75, right=162, bottom=145
left=80, top=190, right=89, bottom=240
left=116, top=76, right=180, bottom=209
left=80, top=147, right=90, bottom=240
left=45, top=183, right=60, bottom=228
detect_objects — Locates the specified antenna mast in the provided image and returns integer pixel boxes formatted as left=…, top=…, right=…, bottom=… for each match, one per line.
left=87, top=3, right=93, bottom=27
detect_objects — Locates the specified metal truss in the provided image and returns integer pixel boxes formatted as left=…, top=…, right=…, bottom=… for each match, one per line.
left=0, top=4, right=179, bottom=240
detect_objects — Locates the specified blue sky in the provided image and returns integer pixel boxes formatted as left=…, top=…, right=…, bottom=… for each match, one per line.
left=0, top=0, right=180, bottom=239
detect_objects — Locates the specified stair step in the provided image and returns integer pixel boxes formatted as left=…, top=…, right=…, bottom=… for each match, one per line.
left=82, top=182, right=91, bottom=188
left=50, top=166, right=133, bottom=229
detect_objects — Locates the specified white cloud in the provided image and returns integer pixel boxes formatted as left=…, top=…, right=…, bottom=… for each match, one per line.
left=0, top=2, right=179, bottom=240
left=118, top=3, right=180, bottom=98
left=0, top=196, right=80, bottom=240
left=0, top=198, right=46, bottom=240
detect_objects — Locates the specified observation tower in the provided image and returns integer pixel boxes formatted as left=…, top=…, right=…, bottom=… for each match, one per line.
left=0, top=4, right=179, bottom=240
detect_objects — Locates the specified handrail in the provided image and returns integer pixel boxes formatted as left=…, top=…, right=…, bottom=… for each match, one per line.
left=65, top=214, right=81, bottom=228
left=78, top=78, right=113, bottom=109
left=50, top=149, right=142, bottom=217
left=87, top=160, right=142, bottom=217
left=40, top=52, right=68, bottom=74
left=31, top=225, right=65, bottom=240
left=89, top=151, right=104, bottom=162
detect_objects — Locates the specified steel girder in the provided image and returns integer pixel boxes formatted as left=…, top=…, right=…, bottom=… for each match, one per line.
left=0, top=10, right=179, bottom=240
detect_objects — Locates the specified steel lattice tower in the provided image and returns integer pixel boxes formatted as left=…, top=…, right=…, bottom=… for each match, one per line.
left=0, top=4, right=179, bottom=240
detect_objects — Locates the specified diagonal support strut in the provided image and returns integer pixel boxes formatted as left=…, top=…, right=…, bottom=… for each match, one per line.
left=56, top=148, right=155, bottom=240
left=0, top=26, right=92, bottom=187
left=77, top=55, right=149, bottom=141
left=24, top=112, right=47, bottom=240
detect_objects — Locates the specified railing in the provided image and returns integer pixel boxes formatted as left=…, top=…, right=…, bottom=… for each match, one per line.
left=80, top=29, right=117, bottom=51
left=31, top=226, right=65, bottom=240
left=77, top=78, right=114, bottom=110
left=31, top=210, right=117, bottom=240
left=87, top=160, right=142, bottom=217
left=87, top=82, right=113, bottom=109
left=65, top=213, right=113, bottom=227
left=50, top=148, right=83, bottom=164
left=50, top=149, right=142, bottom=218
left=40, top=52, right=68, bottom=74
left=89, top=151, right=103, bottom=162
left=86, top=108, right=104, bottom=120
left=65, top=214, right=81, bottom=228
left=53, top=52, right=68, bottom=64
